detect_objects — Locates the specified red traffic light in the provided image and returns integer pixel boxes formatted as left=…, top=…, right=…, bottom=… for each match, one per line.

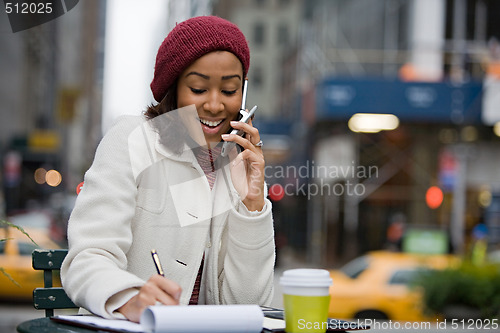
left=426, top=186, right=443, bottom=209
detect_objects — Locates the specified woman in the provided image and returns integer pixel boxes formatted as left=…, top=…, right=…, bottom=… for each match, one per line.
left=61, top=16, right=275, bottom=323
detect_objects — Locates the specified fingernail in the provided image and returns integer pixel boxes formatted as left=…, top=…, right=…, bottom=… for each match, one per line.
left=230, top=121, right=238, bottom=126
left=221, top=134, right=230, bottom=140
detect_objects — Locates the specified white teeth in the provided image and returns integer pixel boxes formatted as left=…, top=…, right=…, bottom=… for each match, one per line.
left=200, top=119, right=223, bottom=127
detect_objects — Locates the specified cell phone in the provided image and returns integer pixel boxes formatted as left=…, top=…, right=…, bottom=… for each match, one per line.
left=221, top=79, right=255, bottom=157
left=221, top=105, right=257, bottom=157
left=239, top=79, right=249, bottom=118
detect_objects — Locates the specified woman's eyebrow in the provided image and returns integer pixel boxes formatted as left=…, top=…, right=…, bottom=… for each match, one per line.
left=185, top=71, right=210, bottom=80
left=221, top=74, right=242, bottom=81
left=185, top=72, right=241, bottom=81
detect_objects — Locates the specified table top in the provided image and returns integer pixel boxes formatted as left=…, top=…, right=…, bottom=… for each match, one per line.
left=17, top=317, right=96, bottom=333
left=17, top=316, right=360, bottom=333
left=17, top=317, right=282, bottom=333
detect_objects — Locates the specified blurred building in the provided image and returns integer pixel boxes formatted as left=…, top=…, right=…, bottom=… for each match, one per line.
left=215, top=0, right=500, bottom=267
left=167, top=0, right=213, bottom=32
left=0, top=1, right=106, bottom=219
left=214, top=0, right=302, bottom=119
left=290, top=0, right=500, bottom=265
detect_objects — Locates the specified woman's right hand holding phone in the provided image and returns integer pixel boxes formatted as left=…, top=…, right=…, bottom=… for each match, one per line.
left=222, top=115, right=265, bottom=212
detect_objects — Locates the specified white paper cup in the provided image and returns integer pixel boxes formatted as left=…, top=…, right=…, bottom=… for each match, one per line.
left=280, top=269, right=332, bottom=333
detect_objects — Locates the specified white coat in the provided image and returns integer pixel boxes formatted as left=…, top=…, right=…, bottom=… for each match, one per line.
left=61, top=115, right=275, bottom=319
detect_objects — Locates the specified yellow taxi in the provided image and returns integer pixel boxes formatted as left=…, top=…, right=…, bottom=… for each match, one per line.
left=328, top=251, right=458, bottom=321
left=0, top=225, right=61, bottom=301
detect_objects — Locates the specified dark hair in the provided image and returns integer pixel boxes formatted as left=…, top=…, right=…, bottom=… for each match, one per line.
left=144, top=81, right=178, bottom=119
left=142, top=80, right=188, bottom=154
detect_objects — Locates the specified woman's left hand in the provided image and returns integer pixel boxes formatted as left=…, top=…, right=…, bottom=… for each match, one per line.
left=222, top=118, right=265, bottom=212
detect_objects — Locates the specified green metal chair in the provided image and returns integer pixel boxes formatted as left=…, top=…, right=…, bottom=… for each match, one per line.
left=32, top=249, right=78, bottom=317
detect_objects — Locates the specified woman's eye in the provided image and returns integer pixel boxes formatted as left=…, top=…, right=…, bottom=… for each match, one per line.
left=222, top=89, right=237, bottom=95
left=190, top=88, right=205, bottom=94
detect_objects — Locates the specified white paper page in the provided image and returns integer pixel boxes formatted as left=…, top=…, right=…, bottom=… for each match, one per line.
left=263, top=317, right=286, bottom=331
left=54, top=315, right=145, bottom=332
left=140, top=304, right=263, bottom=333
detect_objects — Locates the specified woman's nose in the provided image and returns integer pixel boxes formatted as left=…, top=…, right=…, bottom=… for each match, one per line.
left=203, top=91, right=224, bottom=114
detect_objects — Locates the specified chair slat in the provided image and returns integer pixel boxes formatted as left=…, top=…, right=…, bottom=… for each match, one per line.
left=33, top=287, right=77, bottom=310
left=32, top=249, right=78, bottom=317
left=32, top=249, right=68, bottom=270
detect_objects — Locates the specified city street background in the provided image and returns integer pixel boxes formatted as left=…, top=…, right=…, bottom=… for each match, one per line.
left=1, top=0, right=500, bottom=331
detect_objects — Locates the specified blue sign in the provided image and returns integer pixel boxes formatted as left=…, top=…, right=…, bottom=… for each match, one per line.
left=252, top=119, right=295, bottom=136
left=317, top=78, right=483, bottom=124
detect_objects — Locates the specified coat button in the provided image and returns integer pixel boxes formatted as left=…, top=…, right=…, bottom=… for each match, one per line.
left=206, top=241, right=212, bottom=248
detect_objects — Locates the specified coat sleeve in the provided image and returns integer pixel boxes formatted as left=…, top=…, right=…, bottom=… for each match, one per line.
left=60, top=116, right=146, bottom=319
left=218, top=197, right=275, bottom=306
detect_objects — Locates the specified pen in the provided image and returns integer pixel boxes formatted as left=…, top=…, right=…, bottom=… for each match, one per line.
left=151, top=249, right=165, bottom=277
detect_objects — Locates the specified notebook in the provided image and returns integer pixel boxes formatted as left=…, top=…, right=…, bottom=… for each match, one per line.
left=52, top=304, right=263, bottom=333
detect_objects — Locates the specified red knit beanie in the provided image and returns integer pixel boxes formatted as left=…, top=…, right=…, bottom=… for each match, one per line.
left=150, top=16, right=250, bottom=103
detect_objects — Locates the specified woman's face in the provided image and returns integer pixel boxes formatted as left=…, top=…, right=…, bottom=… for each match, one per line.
left=177, top=51, right=243, bottom=145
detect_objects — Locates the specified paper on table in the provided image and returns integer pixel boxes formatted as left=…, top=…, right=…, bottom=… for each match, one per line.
left=262, top=317, right=286, bottom=331
left=140, top=304, right=263, bottom=333
left=53, top=315, right=144, bottom=332
left=53, top=304, right=263, bottom=333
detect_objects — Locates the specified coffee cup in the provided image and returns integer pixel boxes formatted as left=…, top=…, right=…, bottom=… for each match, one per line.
left=280, top=269, right=332, bottom=333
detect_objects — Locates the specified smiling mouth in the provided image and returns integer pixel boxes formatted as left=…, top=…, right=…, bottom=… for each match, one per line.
left=200, top=118, right=223, bottom=128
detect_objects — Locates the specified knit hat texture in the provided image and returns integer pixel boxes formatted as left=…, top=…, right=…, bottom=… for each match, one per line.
left=150, top=16, right=250, bottom=102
